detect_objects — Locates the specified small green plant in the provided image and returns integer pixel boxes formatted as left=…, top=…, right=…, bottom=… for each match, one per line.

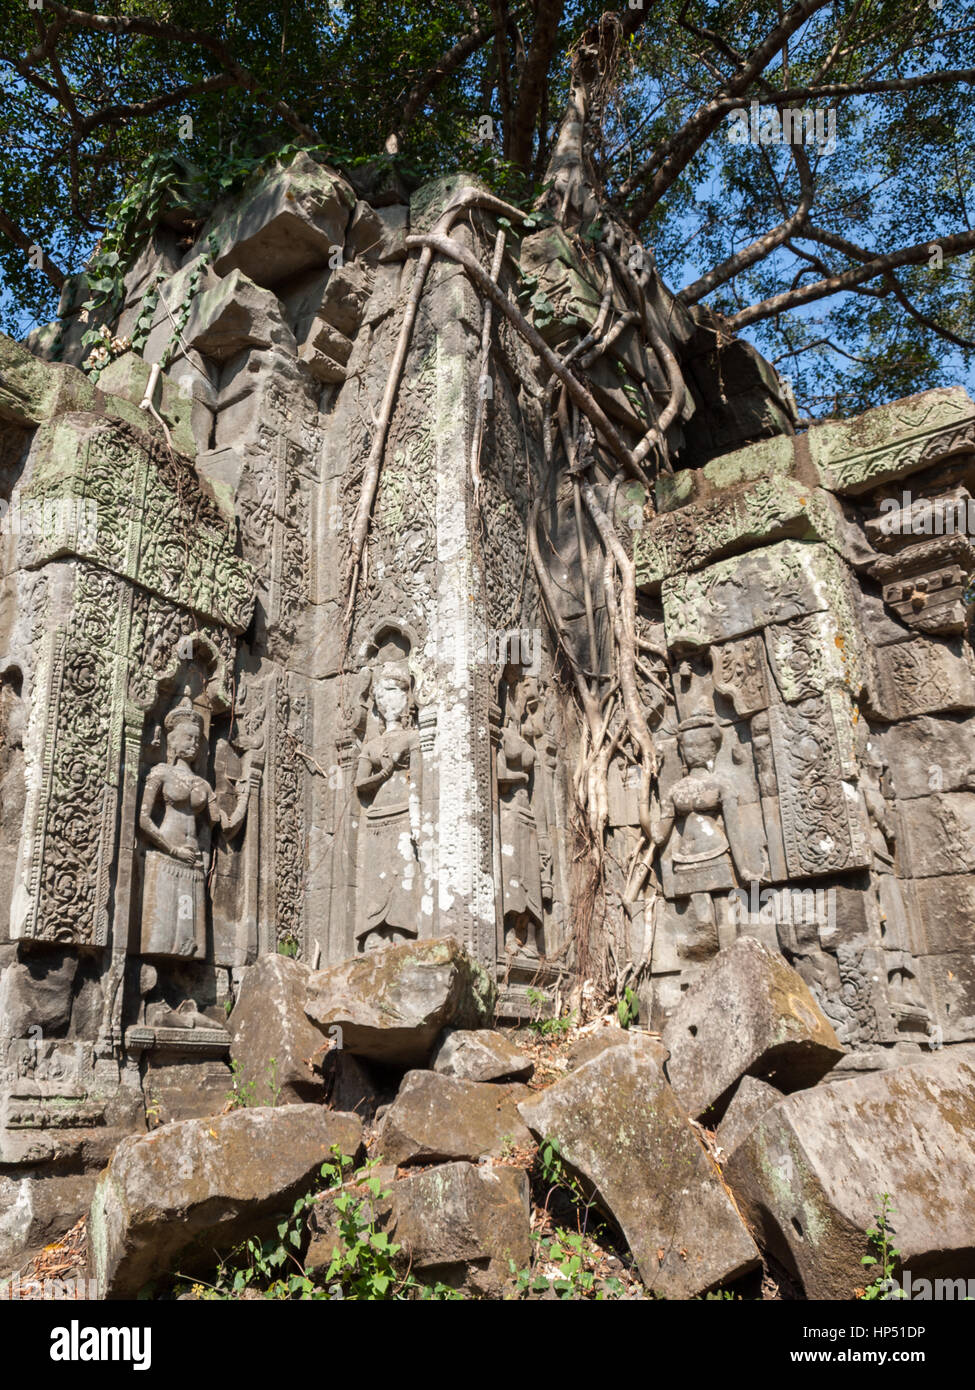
left=179, top=1147, right=462, bottom=1300
left=860, top=1192, right=906, bottom=1299
left=265, top=1057, right=282, bottom=1108
left=319, top=1150, right=462, bottom=1301
left=529, top=1010, right=576, bottom=1039
left=277, top=932, right=300, bottom=959
left=536, top=1135, right=598, bottom=1227
left=617, top=985, right=639, bottom=1029
left=510, top=1229, right=626, bottom=1300
left=226, top=1058, right=256, bottom=1110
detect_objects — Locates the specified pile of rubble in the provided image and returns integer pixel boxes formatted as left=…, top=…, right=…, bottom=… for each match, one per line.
left=86, top=935, right=975, bottom=1299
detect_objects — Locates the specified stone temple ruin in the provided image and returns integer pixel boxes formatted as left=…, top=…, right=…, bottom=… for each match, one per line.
left=1, top=151, right=975, bottom=1289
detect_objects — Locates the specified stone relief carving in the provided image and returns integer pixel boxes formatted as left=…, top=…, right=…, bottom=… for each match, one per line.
left=354, top=660, right=423, bottom=954
left=496, top=674, right=553, bottom=960
left=138, top=697, right=249, bottom=960
left=652, top=716, right=765, bottom=961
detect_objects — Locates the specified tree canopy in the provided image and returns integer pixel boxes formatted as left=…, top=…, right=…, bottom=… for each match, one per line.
left=1, top=0, right=973, bottom=418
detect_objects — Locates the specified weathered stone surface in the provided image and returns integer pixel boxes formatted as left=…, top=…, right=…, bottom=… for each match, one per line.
left=390, top=1161, right=531, bottom=1296
left=0, top=335, right=96, bottom=426
left=208, top=153, right=354, bottom=287
left=89, top=1105, right=362, bottom=1298
left=347, top=201, right=408, bottom=264
left=518, top=1040, right=760, bottom=1297
left=97, top=351, right=207, bottom=456
left=430, top=1028, right=533, bottom=1082
left=662, top=937, right=844, bottom=1119
left=567, top=1025, right=668, bottom=1071
left=726, top=1051, right=975, bottom=1298
left=316, top=262, right=374, bottom=336
left=304, top=937, right=495, bottom=1067
left=377, top=1071, right=532, bottom=1166
left=229, top=953, right=325, bottom=1105
left=662, top=540, right=842, bottom=648
left=715, top=1076, right=783, bottom=1158
left=183, top=269, right=296, bottom=361
left=808, top=387, right=975, bottom=495
left=878, top=716, right=975, bottom=800
left=0, top=949, right=77, bottom=1036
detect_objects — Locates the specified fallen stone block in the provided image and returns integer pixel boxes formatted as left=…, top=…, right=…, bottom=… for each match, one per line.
left=304, top=936, right=495, bottom=1067
left=377, top=1071, right=532, bottom=1166
left=518, top=1039, right=760, bottom=1298
left=725, top=1050, right=975, bottom=1299
left=88, top=1105, right=362, bottom=1298
left=390, top=1161, right=531, bottom=1297
left=209, top=153, right=354, bottom=287
left=431, top=1028, right=533, bottom=1082
left=715, top=1076, right=783, bottom=1158
left=229, top=954, right=326, bottom=1105
left=662, top=936, right=844, bottom=1120
left=567, top=1025, right=667, bottom=1072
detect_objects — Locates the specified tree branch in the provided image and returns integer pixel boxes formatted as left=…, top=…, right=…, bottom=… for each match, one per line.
left=387, top=20, right=496, bottom=153
left=75, top=75, right=238, bottom=137
left=509, top=0, right=564, bottom=173
left=0, top=205, right=65, bottom=289
left=729, top=228, right=975, bottom=329
left=619, top=0, right=833, bottom=221
left=679, top=140, right=813, bottom=303
left=39, top=0, right=320, bottom=143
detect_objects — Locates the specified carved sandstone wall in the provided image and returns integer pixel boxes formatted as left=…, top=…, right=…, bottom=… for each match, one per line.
left=0, top=151, right=973, bottom=1268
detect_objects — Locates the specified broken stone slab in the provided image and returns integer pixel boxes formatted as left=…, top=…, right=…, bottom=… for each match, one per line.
left=376, top=1071, right=533, bottom=1166
left=297, top=341, right=347, bottom=384
left=808, top=386, right=975, bottom=495
left=567, top=1025, right=668, bottom=1071
left=88, top=1105, right=363, bottom=1298
left=347, top=201, right=408, bottom=264
left=229, top=954, right=327, bottom=1105
left=183, top=269, right=296, bottom=362
left=662, top=936, right=844, bottom=1121
left=714, top=1076, right=783, bottom=1159
left=0, top=947, right=77, bottom=1036
left=518, top=1039, right=760, bottom=1297
left=0, top=334, right=97, bottom=427
left=304, top=936, right=495, bottom=1067
left=430, top=1028, right=533, bottom=1082
left=725, top=1050, right=975, bottom=1299
left=207, top=152, right=355, bottom=288
left=390, top=1161, right=531, bottom=1297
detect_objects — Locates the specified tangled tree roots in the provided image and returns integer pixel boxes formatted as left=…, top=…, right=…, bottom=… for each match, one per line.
left=343, top=24, right=676, bottom=1003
